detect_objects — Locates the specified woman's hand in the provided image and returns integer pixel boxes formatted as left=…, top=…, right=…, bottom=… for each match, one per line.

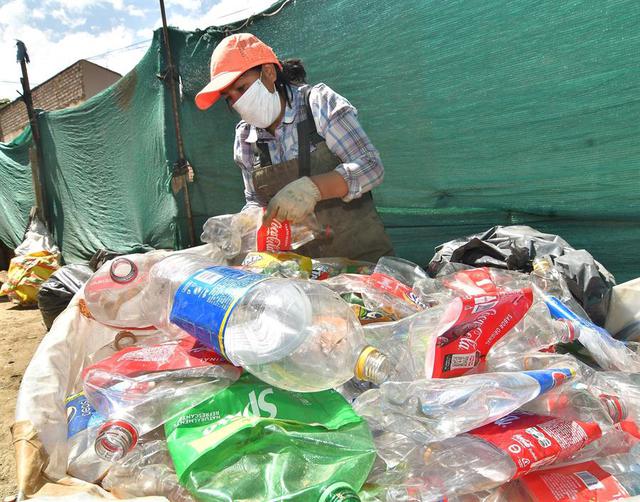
left=264, top=176, right=321, bottom=223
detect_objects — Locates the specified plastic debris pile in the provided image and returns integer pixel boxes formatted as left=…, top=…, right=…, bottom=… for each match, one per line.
left=14, top=212, right=640, bottom=501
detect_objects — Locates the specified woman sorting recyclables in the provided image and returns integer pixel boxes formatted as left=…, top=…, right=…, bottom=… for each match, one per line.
left=195, top=33, right=394, bottom=262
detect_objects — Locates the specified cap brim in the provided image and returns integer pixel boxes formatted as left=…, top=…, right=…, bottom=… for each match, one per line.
left=194, top=71, right=243, bottom=110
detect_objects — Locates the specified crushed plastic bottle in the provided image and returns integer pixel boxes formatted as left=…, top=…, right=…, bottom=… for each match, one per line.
left=143, top=254, right=391, bottom=392
left=354, top=368, right=575, bottom=445
left=82, top=337, right=242, bottom=461
left=200, top=206, right=331, bottom=258
left=369, top=410, right=604, bottom=501
left=363, top=286, right=538, bottom=380
left=541, top=291, right=640, bottom=372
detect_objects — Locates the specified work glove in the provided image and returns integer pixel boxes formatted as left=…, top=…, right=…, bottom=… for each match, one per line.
left=264, top=176, right=321, bottom=223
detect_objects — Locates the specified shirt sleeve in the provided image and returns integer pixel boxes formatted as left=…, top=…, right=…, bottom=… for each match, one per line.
left=233, top=122, right=263, bottom=209
left=308, top=83, right=384, bottom=202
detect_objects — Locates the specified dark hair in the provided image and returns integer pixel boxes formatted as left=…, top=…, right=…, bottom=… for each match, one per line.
left=275, top=59, right=306, bottom=106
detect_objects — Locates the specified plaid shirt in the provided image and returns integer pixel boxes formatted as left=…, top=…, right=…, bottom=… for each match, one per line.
left=233, top=83, right=384, bottom=207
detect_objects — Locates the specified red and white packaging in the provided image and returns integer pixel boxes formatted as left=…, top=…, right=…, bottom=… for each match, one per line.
left=469, top=411, right=603, bottom=478
left=82, top=337, right=240, bottom=389
left=257, top=219, right=293, bottom=252
left=426, top=287, right=533, bottom=378
left=442, top=267, right=501, bottom=296
left=520, top=461, right=630, bottom=501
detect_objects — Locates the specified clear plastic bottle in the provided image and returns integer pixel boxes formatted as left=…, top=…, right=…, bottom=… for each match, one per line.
left=101, top=439, right=194, bottom=502
left=143, top=254, right=390, bottom=392
left=238, top=279, right=391, bottom=392
left=83, top=337, right=242, bottom=461
left=354, top=368, right=574, bottom=447
left=487, top=300, right=577, bottom=361
left=523, top=382, right=626, bottom=430
left=82, top=251, right=169, bottom=329
left=200, top=206, right=331, bottom=258
left=64, top=391, right=110, bottom=482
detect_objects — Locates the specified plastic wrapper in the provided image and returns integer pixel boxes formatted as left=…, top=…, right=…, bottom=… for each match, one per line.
left=311, top=257, right=376, bottom=280
left=0, top=250, right=61, bottom=305
left=240, top=251, right=312, bottom=278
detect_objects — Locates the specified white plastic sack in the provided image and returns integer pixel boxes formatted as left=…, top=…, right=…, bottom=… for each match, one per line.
left=606, top=277, right=640, bottom=339
left=14, top=246, right=227, bottom=499
left=15, top=215, right=59, bottom=256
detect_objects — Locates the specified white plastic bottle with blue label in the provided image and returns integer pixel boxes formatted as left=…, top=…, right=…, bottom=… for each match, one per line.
left=142, top=253, right=390, bottom=392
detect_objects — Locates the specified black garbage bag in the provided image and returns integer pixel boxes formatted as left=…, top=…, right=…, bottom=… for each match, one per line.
left=427, top=225, right=615, bottom=326
left=37, top=264, right=93, bottom=330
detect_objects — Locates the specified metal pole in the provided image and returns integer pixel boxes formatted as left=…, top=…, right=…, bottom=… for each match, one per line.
left=16, top=40, right=47, bottom=225
left=158, top=0, right=196, bottom=247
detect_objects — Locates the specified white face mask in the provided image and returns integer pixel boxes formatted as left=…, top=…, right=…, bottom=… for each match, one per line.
left=232, top=72, right=282, bottom=128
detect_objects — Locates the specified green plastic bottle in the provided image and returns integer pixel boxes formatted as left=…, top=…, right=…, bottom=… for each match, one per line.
left=165, top=373, right=376, bottom=501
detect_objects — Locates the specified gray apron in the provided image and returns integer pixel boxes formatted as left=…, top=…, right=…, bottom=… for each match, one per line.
left=250, top=86, right=394, bottom=262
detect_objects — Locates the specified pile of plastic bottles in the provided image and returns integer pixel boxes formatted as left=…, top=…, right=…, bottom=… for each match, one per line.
left=63, top=212, right=640, bottom=501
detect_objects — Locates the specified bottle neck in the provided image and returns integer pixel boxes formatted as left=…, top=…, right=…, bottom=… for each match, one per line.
left=319, top=482, right=361, bottom=502
left=600, top=394, right=628, bottom=423
left=354, top=346, right=391, bottom=385
left=95, top=419, right=138, bottom=461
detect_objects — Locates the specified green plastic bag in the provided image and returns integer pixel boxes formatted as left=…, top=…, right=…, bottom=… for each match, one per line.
left=165, top=373, right=376, bottom=501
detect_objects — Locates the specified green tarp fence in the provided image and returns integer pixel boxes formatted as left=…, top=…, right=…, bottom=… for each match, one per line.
left=1, top=0, right=639, bottom=279
left=0, top=127, right=34, bottom=247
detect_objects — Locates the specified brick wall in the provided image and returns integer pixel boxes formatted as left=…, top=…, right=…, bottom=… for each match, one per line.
left=0, top=61, right=121, bottom=143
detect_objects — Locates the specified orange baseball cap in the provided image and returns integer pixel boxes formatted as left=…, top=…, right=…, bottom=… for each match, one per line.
left=195, top=33, right=282, bottom=110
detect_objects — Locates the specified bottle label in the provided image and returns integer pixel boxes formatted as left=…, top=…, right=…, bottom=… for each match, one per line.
left=469, top=411, right=602, bottom=478
left=369, top=273, right=425, bottom=309
left=257, top=219, right=293, bottom=252
left=82, top=337, right=237, bottom=385
left=169, top=266, right=268, bottom=356
left=520, top=461, right=630, bottom=501
left=164, top=373, right=369, bottom=482
left=429, top=287, right=533, bottom=378
left=65, top=392, right=105, bottom=438
left=522, top=369, right=575, bottom=394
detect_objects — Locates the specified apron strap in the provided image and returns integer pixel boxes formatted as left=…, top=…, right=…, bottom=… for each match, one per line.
left=297, top=86, right=325, bottom=178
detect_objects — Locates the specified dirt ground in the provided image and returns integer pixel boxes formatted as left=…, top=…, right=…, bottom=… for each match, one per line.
left=0, top=298, right=48, bottom=500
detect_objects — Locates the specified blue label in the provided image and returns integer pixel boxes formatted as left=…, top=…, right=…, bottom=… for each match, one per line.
left=523, top=368, right=574, bottom=395
left=65, top=392, right=105, bottom=439
left=543, top=294, right=610, bottom=338
left=169, top=266, right=267, bottom=356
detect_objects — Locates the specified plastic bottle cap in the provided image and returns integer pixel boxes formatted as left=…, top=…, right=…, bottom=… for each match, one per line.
left=110, top=258, right=138, bottom=284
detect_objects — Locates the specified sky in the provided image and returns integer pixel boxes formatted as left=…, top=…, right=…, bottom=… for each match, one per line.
left=0, top=0, right=278, bottom=100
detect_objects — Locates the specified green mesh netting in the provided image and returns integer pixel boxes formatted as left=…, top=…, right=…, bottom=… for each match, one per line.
left=1, top=0, right=639, bottom=279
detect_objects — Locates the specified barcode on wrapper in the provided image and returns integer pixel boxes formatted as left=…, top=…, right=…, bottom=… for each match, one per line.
left=449, top=353, right=476, bottom=369
left=575, top=470, right=604, bottom=491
